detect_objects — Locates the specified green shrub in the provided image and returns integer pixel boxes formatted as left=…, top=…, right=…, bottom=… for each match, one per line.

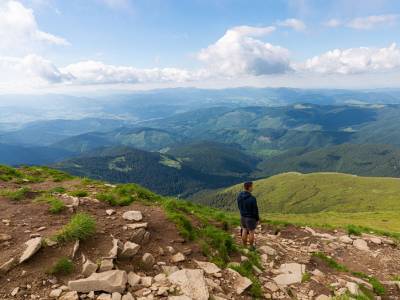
left=36, top=195, right=65, bottom=214
left=0, top=165, right=22, bottom=181
left=55, top=213, right=96, bottom=242
left=0, top=187, right=31, bottom=201
left=48, top=257, right=74, bottom=275
left=69, top=190, right=88, bottom=197
left=347, top=225, right=362, bottom=236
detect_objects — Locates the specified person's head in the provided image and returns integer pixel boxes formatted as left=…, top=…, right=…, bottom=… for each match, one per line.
left=244, top=181, right=253, bottom=192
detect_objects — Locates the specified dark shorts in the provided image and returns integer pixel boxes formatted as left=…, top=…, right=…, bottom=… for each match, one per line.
left=241, top=217, right=257, bottom=231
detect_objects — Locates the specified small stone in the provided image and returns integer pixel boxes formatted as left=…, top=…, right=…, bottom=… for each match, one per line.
left=140, top=276, right=153, bottom=287
left=106, top=209, right=116, bottom=216
left=59, top=291, right=79, bottom=300
left=171, top=252, right=185, bottom=263
left=19, top=237, right=43, bottom=263
left=346, top=282, right=360, bottom=295
left=259, top=245, right=277, bottom=256
left=0, top=233, right=12, bottom=242
left=11, top=287, right=19, bottom=296
left=264, top=282, right=279, bottom=292
left=166, top=246, right=175, bottom=254
left=99, top=258, right=114, bottom=272
left=49, top=289, right=63, bottom=298
left=112, top=292, right=122, bottom=300
left=142, top=253, right=155, bottom=269
left=120, top=241, right=140, bottom=258
left=122, top=211, right=143, bottom=221
left=353, top=239, right=370, bottom=251
left=127, top=272, right=141, bottom=287
left=37, top=226, right=46, bottom=232
left=97, top=293, right=112, bottom=300
left=338, top=235, right=353, bottom=244
left=194, top=260, right=221, bottom=274
left=126, top=223, right=148, bottom=230
left=82, top=258, right=98, bottom=277
left=121, top=292, right=134, bottom=300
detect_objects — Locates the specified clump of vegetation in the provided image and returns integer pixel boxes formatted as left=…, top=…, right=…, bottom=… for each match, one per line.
left=302, top=272, right=312, bottom=283
left=312, top=252, right=349, bottom=272
left=55, top=213, right=96, bottom=242
left=51, top=186, right=66, bottom=194
left=0, top=165, right=23, bottom=181
left=347, top=224, right=362, bottom=236
left=0, top=187, right=31, bottom=201
left=36, top=195, right=66, bottom=214
left=97, top=183, right=161, bottom=206
left=48, top=257, right=74, bottom=275
left=69, top=190, right=88, bottom=197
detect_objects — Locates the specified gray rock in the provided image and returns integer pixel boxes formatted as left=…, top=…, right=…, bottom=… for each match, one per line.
left=97, top=293, right=112, bottom=300
left=19, top=237, right=42, bottom=263
left=121, top=292, right=134, bottom=300
left=168, top=269, right=209, bottom=300
left=120, top=242, right=140, bottom=258
left=59, top=291, right=79, bottom=300
left=273, top=263, right=305, bottom=286
left=346, top=282, right=360, bottom=295
left=122, top=211, right=143, bottom=221
left=49, top=288, right=63, bottom=298
left=99, top=258, right=114, bottom=272
left=194, top=260, right=221, bottom=274
left=226, top=268, right=252, bottom=295
left=68, top=270, right=128, bottom=293
left=130, top=228, right=146, bottom=244
left=142, top=253, right=155, bottom=269
left=171, top=252, right=185, bottom=263
left=127, top=272, right=141, bottom=287
left=353, top=239, right=369, bottom=251
left=126, top=223, right=148, bottom=230
left=338, top=235, right=353, bottom=244
left=162, top=265, right=179, bottom=276
left=82, top=258, right=98, bottom=277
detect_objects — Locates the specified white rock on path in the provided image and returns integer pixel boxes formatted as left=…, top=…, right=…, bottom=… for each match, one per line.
left=194, top=260, right=221, bottom=274
left=171, top=252, right=186, bottom=263
left=127, top=272, right=141, bottom=288
left=273, top=263, right=305, bottom=286
left=106, top=209, right=116, bottom=216
left=121, top=292, right=134, bottom=300
left=97, top=293, right=112, bottom=300
left=68, top=270, right=128, bottom=293
left=168, top=269, right=209, bottom=300
left=59, top=291, right=79, bottom=300
left=19, top=237, right=43, bottom=263
left=82, top=258, right=98, bottom=277
left=126, top=223, right=148, bottom=230
left=226, top=268, right=252, bottom=295
left=122, top=211, right=143, bottom=221
left=346, top=282, right=360, bottom=295
left=353, top=239, right=370, bottom=251
left=49, top=289, right=63, bottom=298
left=120, top=241, right=140, bottom=258
left=338, top=235, right=353, bottom=244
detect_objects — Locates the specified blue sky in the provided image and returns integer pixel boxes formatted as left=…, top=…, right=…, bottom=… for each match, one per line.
left=1, top=0, right=400, bottom=93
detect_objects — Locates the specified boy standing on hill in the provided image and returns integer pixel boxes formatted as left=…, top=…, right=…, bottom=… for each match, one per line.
left=237, top=181, right=259, bottom=250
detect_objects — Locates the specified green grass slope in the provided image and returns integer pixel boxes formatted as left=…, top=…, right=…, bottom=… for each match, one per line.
left=255, top=144, right=400, bottom=178
left=191, top=172, right=400, bottom=214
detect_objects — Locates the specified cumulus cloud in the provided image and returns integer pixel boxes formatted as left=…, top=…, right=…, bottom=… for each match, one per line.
left=0, top=0, right=69, bottom=54
left=298, top=43, right=400, bottom=74
left=277, top=18, right=306, bottom=31
left=197, top=26, right=291, bottom=76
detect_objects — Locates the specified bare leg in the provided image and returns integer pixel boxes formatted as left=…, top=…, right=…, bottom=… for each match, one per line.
left=241, top=228, right=248, bottom=246
left=248, top=230, right=255, bottom=247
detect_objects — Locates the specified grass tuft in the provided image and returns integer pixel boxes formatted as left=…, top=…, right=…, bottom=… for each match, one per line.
left=55, top=213, right=96, bottom=242
left=35, top=195, right=66, bottom=214
left=347, top=224, right=362, bottom=236
left=48, top=257, right=74, bottom=275
left=0, top=187, right=31, bottom=201
left=69, top=190, right=88, bottom=197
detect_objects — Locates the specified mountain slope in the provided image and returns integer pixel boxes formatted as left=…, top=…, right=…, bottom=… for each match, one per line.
left=255, top=144, right=400, bottom=178
left=53, top=147, right=244, bottom=196
left=52, top=127, right=184, bottom=153
left=190, top=172, right=400, bottom=214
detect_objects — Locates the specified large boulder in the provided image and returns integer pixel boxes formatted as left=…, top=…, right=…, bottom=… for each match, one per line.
left=68, top=270, right=128, bottom=293
left=19, top=237, right=43, bottom=263
left=273, top=263, right=305, bottom=286
left=168, top=269, right=209, bottom=300
left=122, top=211, right=143, bottom=221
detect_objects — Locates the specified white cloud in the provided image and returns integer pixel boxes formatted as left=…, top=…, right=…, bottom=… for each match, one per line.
left=298, top=43, right=400, bottom=74
left=197, top=26, right=291, bottom=76
left=324, top=18, right=342, bottom=28
left=0, top=0, right=68, bottom=54
left=277, top=18, right=306, bottom=31
left=61, top=61, right=201, bottom=84
left=347, top=14, right=399, bottom=30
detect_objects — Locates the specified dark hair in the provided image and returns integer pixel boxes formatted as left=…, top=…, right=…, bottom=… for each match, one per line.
left=244, top=181, right=253, bottom=190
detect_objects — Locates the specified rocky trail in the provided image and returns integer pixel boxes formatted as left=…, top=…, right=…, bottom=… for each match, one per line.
left=1, top=167, right=400, bottom=300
